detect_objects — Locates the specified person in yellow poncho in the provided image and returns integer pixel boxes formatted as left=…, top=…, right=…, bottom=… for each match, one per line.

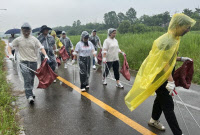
left=125, top=13, right=196, bottom=135
left=51, top=30, right=63, bottom=60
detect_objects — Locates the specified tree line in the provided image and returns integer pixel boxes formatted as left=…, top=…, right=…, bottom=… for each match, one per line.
left=54, top=7, right=200, bottom=35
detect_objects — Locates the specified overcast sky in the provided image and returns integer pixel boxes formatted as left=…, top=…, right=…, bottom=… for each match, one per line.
left=0, top=0, right=199, bottom=32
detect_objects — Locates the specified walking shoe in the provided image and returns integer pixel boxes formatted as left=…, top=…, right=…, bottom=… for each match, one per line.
left=33, top=95, right=36, bottom=99
left=93, top=65, right=96, bottom=70
left=81, top=88, right=86, bottom=92
left=60, top=81, right=63, bottom=85
left=148, top=118, right=165, bottom=131
left=28, top=96, right=34, bottom=104
left=116, top=82, right=124, bottom=88
left=64, top=63, right=68, bottom=68
left=86, top=85, right=89, bottom=89
left=102, top=78, right=107, bottom=85
left=54, top=80, right=56, bottom=83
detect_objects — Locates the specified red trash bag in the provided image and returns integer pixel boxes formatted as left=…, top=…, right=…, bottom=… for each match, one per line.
left=59, top=46, right=69, bottom=61
left=71, top=50, right=74, bottom=60
left=36, top=59, right=58, bottom=89
left=56, top=57, right=61, bottom=67
left=120, top=54, right=131, bottom=81
left=174, top=60, right=194, bottom=89
left=97, top=49, right=102, bottom=65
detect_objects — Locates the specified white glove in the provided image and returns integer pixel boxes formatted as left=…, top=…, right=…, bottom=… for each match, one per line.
left=71, top=48, right=74, bottom=51
left=9, top=55, right=14, bottom=61
left=55, top=49, right=59, bottom=52
left=55, top=54, right=58, bottom=58
left=121, top=52, right=125, bottom=55
left=72, top=51, right=77, bottom=56
left=72, top=59, right=76, bottom=65
left=181, top=57, right=192, bottom=62
left=166, top=81, right=175, bottom=95
left=45, top=55, right=49, bottom=60
left=95, top=57, right=98, bottom=63
left=102, top=57, right=107, bottom=63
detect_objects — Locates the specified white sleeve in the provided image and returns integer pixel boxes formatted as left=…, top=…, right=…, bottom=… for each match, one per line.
left=75, top=42, right=80, bottom=52
left=103, top=39, right=108, bottom=50
left=10, top=38, right=18, bottom=48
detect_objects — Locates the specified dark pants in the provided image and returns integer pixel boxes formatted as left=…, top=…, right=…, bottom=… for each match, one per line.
left=103, top=60, right=120, bottom=80
left=20, top=61, right=37, bottom=99
left=79, top=56, right=91, bottom=89
left=93, top=47, right=97, bottom=66
left=12, top=50, right=15, bottom=56
left=152, top=81, right=182, bottom=135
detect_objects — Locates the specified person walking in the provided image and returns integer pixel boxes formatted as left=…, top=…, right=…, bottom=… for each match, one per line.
left=38, top=25, right=57, bottom=82
left=72, top=31, right=97, bottom=92
left=7, top=23, right=48, bottom=104
left=60, top=31, right=73, bottom=68
left=125, top=13, right=196, bottom=135
left=89, top=29, right=101, bottom=70
left=102, top=28, right=125, bottom=88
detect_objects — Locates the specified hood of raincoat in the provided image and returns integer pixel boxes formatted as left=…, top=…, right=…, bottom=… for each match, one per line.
left=50, top=30, right=63, bottom=49
left=50, top=30, right=56, bottom=36
left=81, top=31, right=89, bottom=41
left=125, top=13, right=196, bottom=111
left=168, top=13, right=196, bottom=35
left=107, top=28, right=116, bottom=37
left=20, top=22, right=32, bottom=38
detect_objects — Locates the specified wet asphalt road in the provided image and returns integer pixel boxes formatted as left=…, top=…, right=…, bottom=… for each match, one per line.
left=5, top=55, right=200, bottom=135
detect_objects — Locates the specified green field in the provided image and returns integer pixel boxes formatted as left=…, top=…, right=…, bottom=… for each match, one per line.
left=69, top=31, right=200, bottom=84
left=0, top=40, right=19, bottom=134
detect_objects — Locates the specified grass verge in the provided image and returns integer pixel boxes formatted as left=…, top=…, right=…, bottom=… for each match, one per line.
left=0, top=39, right=20, bottom=135
left=69, top=31, right=200, bottom=84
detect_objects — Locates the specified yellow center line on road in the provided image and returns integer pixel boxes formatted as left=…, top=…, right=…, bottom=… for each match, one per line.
left=57, top=76, right=156, bottom=135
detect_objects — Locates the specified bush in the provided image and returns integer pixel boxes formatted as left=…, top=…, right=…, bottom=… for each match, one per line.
left=118, top=20, right=131, bottom=34
left=130, top=24, right=151, bottom=33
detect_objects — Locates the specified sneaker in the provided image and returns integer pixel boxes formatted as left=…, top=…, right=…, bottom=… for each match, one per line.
left=102, top=79, right=107, bottom=85
left=86, top=85, right=89, bottom=89
left=54, top=80, right=56, bottom=83
left=148, top=118, right=165, bottom=131
left=60, top=81, right=63, bottom=85
left=64, top=63, right=68, bottom=68
left=81, top=88, right=86, bottom=92
left=28, top=96, right=34, bottom=104
left=116, top=82, right=124, bottom=88
left=93, top=65, right=96, bottom=70
left=33, top=95, right=36, bottom=99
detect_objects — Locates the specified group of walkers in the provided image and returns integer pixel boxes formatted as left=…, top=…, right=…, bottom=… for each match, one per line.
left=7, top=23, right=125, bottom=98
left=6, top=13, right=196, bottom=135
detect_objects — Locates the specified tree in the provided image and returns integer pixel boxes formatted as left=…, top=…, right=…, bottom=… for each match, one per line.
left=72, top=21, right=77, bottom=27
left=126, top=7, right=137, bottom=24
left=77, top=20, right=81, bottom=27
left=139, top=12, right=170, bottom=27
left=118, top=20, right=131, bottom=34
left=104, top=11, right=119, bottom=28
left=183, top=8, right=194, bottom=17
left=162, top=11, right=171, bottom=26
left=118, top=12, right=127, bottom=23
left=195, top=8, right=200, bottom=15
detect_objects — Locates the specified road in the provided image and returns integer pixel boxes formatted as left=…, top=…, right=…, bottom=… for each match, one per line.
left=5, top=44, right=200, bottom=135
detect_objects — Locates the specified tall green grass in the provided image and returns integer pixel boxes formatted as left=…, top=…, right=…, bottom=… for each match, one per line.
left=0, top=39, right=19, bottom=135
left=69, top=31, right=200, bottom=84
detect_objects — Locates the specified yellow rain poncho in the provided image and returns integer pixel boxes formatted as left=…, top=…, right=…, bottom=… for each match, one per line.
left=51, top=30, right=63, bottom=49
left=125, top=13, right=196, bottom=111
